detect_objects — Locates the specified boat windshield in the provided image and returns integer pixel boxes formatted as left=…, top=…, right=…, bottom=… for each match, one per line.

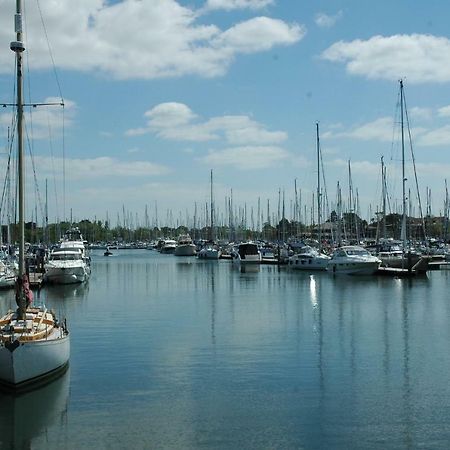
left=50, top=254, right=81, bottom=261
left=346, top=248, right=370, bottom=256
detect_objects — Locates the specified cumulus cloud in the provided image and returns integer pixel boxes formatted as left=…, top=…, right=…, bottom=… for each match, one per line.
left=199, top=146, right=289, bottom=169
left=0, top=0, right=303, bottom=80
left=204, top=0, right=274, bottom=11
left=321, top=34, right=450, bottom=83
left=213, top=17, right=305, bottom=53
left=315, top=11, right=343, bottom=28
left=127, top=102, right=288, bottom=145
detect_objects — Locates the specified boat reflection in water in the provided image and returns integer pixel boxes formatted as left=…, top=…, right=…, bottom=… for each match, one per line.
left=43, top=282, right=89, bottom=304
left=0, top=368, right=70, bottom=448
left=234, top=263, right=261, bottom=274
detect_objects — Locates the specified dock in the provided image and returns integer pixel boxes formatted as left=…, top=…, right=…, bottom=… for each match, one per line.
left=28, top=272, right=44, bottom=288
left=376, top=266, right=427, bottom=278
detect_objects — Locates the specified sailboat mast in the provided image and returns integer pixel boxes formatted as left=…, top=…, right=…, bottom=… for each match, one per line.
left=210, top=169, right=214, bottom=240
left=381, top=156, right=387, bottom=239
left=400, top=80, right=407, bottom=250
left=11, top=0, right=26, bottom=318
left=316, top=122, right=321, bottom=251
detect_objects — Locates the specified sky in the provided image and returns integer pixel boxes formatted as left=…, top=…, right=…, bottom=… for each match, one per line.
left=1, top=0, right=450, bottom=229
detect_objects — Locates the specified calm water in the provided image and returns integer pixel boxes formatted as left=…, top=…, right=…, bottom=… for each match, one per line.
left=1, top=250, right=450, bottom=449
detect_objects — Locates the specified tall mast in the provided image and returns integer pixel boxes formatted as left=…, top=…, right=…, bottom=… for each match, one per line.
left=11, top=0, right=26, bottom=317
left=316, top=122, right=321, bottom=251
left=210, top=169, right=214, bottom=240
left=400, top=80, right=407, bottom=250
left=381, top=156, right=387, bottom=239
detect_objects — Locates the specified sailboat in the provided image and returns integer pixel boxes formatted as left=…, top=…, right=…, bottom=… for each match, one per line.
left=376, top=80, right=430, bottom=275
left=198, top=170, right=221, bottom=260
left=289, top=123, right=330, bottom=271
left=0, top=1, right=70, bottom=388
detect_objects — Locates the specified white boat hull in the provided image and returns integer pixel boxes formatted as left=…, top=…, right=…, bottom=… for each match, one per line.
left=0, top=332, right=70, bottom=387
left=232, top=253, right=262, bottom=264
left=44, top=265, right=90, bottom=284
left=327, top=261, right=380, bottom=275
left=0, top=274, right=16, bottom=288
left=174, top=244, right=196, bottom=256
left=197, top=248, right=221, bottom=259
left=288, top=254, right=330, bottom=271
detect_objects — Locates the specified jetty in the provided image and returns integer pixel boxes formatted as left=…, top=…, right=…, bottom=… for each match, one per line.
left=28, top=272, right=44, bottom=289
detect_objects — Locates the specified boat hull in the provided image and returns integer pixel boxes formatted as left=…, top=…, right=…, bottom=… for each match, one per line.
left=174, top=244, right=196, bottom=256
left=0, top=333, right=70, bottom=387
left=231, top=253, right=262, bottom=264
left=327, top=261, right=380, bottom=275
left=44, top=266, right=90, bottom=284
left=288, top=255, right=330, bottom=271
left=0, top=274, right=16, bottom=289
left=198, top=248, right=221, bottom=259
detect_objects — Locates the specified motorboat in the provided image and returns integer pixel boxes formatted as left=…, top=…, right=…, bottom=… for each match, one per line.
left=197, top=242, right=221, bottom=260
left=44, top=248, right=91, bottom=284
left=327, top=245, right=381, bottom=275
left=288, top=245, right=330, bottom=271
left=231, top=242, right=262, bottom=264
left=174, top=235, right=196, bottom=256
left=0, top=260, right=16, bottom=289
left=160, top=239, right=177, bottom=254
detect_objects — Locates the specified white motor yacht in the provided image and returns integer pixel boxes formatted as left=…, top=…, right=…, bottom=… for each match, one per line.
left=231, top=242, right=262, bottom=264
left=288, top=246, right=330, bottom=271
left=44, top=249, right=91, bottom=284
left=174, top=235, right=196, bottom=256
left=327, top=246, right=381, bottom=275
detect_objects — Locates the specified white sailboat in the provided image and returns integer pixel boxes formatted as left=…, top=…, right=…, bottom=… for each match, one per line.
left=289, top=123, right=330, bottom=271
left=377, top=81, right=430, bottom=274
left=0, top=2, right=70, bottom=388
left=198, top=170, right=221, bottom=260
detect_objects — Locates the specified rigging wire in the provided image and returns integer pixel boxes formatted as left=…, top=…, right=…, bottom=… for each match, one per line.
left=403, top=87, right=427, bottom=239
left=36, top=0, right=66, bottom=224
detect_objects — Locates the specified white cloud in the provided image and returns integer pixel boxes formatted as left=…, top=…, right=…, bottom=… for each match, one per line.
left=213, top=17, right=305, bottom=54
left=409, top=106, right=432, bottom=121
left=204, top=0, right=274, bottom=11
left=324, top=117, right=395, bottom=142
left=0, top=0, right=303, bottom=80
left=315, top=11, right=343, bottom=28
left=437, top=106, right=450, bottom=117
left=128, top=102, right=288, bottom=145
left=33, top=156, right=170, bottom=180
left=417, top=125, right=450, bottom=147
left=199, top=146, right=289, bottom=169
left=321, top=34, right=450, bottom=83
left=329, top=158, right=380, bottom=176
left=0, top=97, right=75, bottom=139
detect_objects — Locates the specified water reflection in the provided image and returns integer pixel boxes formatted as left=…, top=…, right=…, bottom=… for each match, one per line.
left=43, top=283, right=89, bottom=301
left=238, top=264, right=261, bottom=274
left=0, top=369, right=70, bottom=449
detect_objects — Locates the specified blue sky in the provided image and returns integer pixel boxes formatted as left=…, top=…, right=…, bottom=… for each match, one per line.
left=1, top=0, right=450, bottom=229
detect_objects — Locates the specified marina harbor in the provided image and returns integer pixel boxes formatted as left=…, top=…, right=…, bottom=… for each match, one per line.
left=2, top=0, right=450, bottom=448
